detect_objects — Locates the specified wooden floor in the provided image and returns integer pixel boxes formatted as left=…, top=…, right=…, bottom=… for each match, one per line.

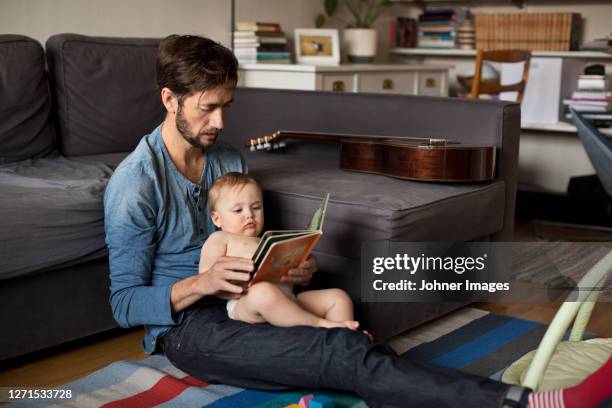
left=1, top=219, right=610, bottom=388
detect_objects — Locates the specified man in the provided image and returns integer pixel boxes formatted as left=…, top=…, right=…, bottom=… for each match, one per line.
left=105, top=35, right=606, bottom=408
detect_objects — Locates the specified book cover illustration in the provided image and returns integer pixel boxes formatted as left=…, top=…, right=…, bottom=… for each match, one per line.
left=250, top=193, right=329, bottom=285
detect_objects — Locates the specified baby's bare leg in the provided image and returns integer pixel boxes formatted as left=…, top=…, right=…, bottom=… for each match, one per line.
left=298, top=289, right=373, bottom=342
left=296, top=289, right=354, bottom=322
left=234, top=282, right=357, bottom=329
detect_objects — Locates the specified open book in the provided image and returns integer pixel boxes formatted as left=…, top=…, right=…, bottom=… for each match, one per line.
left=250, top=194, right=329, bottom=285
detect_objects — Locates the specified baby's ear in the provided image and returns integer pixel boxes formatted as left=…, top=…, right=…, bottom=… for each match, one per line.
left=210, top=211, right=222, bottom=228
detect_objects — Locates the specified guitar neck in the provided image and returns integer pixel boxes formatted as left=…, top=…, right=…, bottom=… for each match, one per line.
left=244, top=130, right=454, bottom=150
left=274, top=130, right=446, bottom=145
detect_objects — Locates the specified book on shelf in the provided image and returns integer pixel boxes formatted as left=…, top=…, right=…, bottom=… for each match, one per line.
left=389, top=17, right=417, bottom=48
left=259, top=37, right=288, bottom=45
left=572, top=91, right=612, bottom=99
left=233, top=38, right=260, bottom=45
left=233, top=21, right=291, bottom=65
left=577, top=75, right=609, bottom=91
left=474, top=12, right=581, bottom=51
left=256, top=52, right=291, bottom=64
left=417, top=40, right=455, bottom=49
left=235, top=21, right=282, bottom=32
left=250, top=194, right=329, bottom=285
left=234, top=30, right=285, bottom=38
left=415, top=8, right=470, bottom=49
left=580, top=37, right=612, bottom=53
left=257, top=43, right=289, bottom=52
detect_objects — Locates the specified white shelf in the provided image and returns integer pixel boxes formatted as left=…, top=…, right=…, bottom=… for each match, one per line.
left=521, top=122, right=577, bottom=133
left=238, top=63, right=451, bottom=72
left=391, top=48, right=612, bottom=59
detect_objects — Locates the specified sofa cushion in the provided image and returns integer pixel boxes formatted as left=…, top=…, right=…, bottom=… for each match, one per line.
left=247, top=152, right=506, bottom=260
left=0, top=35, right=56, bottom=162
left=45, top=34, right=165, bottom=156
left=0, top=157, right=113, bottom=280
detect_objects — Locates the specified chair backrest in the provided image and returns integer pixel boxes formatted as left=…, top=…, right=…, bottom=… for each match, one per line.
left=470, top=49, right=532, bottom=103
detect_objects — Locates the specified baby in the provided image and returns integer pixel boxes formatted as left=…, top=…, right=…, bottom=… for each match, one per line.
left=199, top=172, right=359, bottom=330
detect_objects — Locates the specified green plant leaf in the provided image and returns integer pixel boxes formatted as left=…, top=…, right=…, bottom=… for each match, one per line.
left=325, top=0, right=338, bottom=16
left=315, top=14, right=326, bottom=28
left=344, top=0, right=362, bottom=27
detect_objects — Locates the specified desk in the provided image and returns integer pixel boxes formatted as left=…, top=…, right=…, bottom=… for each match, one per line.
left=238, top=64, right=451, bottom=96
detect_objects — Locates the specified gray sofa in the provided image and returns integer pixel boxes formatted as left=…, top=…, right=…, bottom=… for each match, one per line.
left=0, top=33, right=520, bottom=362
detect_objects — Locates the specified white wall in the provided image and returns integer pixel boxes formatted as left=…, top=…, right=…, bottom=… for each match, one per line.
left=0, top=0, right=325, bottom=47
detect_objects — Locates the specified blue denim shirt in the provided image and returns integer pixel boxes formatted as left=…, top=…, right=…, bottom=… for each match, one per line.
left=104, top=124, right=247, bottom=354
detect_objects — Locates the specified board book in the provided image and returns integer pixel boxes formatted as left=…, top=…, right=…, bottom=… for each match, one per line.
left=250, top=194, right=329, bottom=285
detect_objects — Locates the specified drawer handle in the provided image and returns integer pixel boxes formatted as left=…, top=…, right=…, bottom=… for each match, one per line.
left=382, top=79, right=394, bottom=90
left=425, top=78, right=436, bottom=88
left=332, top=81, right=345, bottom=92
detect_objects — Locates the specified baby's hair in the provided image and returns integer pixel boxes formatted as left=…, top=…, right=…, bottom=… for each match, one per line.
left=208, top=172, right=260, bottom=211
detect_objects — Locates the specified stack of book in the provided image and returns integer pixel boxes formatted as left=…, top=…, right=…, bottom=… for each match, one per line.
left=474, top=13, right=581, bottom=51
left=389, top=17, right=417, bottom=48
left=417, top=9, right=453, bottom=49
left=564, top=75, right=612, bottom=128
left=233, top=21, right=291, bottom=65
left=580, top=34, right=612, bottom=55
left=456, top=19, right=475, bottom=50
left=416, top=9, right=468, bottom=49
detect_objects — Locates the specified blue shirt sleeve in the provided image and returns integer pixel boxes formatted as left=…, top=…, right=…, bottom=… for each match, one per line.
left=104, top=163, right=181, bottom=328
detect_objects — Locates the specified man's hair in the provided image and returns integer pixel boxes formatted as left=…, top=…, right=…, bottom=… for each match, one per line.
left=156, top=34, right=238, bottom=100
left=208, top=172, right=260, bottom=211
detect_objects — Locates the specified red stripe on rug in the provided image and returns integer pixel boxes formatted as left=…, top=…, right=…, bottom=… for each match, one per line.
left=101, top=375, right=208, bottom=408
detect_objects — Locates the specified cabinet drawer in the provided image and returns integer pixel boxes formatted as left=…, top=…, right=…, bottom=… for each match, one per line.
left=358, top=72, right=416, bottom=94
left=319, top=74, right=355, bottom=92
left=417, top=72, right=446, bottom=96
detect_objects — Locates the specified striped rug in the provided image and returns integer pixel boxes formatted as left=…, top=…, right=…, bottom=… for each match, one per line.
left=10, top=309, right=549, bottom=408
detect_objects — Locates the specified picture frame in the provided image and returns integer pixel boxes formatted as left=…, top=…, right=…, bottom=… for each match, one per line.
left=294, top=29, right=340, bottom=66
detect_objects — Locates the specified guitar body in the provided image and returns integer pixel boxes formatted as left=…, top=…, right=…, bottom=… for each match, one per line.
left=339, top=139, right=496, bottom=182
left=246, top=131, right=497, bottom=182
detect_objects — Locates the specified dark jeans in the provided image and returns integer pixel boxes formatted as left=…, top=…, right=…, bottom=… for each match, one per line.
left=161, top=300, right=510, bottom=408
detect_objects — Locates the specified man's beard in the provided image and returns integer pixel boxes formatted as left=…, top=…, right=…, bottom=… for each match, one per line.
left=175, top=104, right=218, bottom=149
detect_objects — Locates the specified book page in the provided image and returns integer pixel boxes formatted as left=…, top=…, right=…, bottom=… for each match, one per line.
left=251, top=232, right=322, bottom=284
left=307, top=193, right=330, bottom=231
left=253, top=231, right=312, bottom=268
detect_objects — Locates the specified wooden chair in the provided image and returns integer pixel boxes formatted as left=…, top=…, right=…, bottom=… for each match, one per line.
left=470, top=49, right=532, bottom=103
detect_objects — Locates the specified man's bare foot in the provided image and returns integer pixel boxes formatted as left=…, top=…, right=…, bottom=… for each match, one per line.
left=319, top=319, right=359, bottom=330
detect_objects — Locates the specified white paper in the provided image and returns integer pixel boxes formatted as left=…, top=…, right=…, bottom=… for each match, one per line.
left=500, top=58, right=563, bottom=125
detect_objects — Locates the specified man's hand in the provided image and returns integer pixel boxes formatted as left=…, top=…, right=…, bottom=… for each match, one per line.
left=195, top=256, right=253, bottom=299
left=280, top=255, right=317, bottom=286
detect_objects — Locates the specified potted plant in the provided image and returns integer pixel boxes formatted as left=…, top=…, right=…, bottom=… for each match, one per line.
left=315, top=0, right=392, bottom=63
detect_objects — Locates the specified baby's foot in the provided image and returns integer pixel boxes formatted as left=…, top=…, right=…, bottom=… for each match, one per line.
left=319, top=319, right=359, bottom=330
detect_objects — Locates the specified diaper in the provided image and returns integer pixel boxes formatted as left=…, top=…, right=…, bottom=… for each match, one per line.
left=226, top=283, right=296, bottom=320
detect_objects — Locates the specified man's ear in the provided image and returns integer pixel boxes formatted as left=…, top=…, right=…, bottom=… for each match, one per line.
left=161, top=87, right=178, bottom=114
left=210, top=211, right=222, bottom=228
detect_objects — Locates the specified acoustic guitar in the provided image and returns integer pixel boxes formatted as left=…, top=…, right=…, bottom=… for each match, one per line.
left=245, top=130, right=496, bottom=182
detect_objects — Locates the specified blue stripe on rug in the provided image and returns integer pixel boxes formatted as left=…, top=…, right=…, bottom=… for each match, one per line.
left=402, top=313, right=513, bottom=362
left=430, top=318, right=541, bottom=369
